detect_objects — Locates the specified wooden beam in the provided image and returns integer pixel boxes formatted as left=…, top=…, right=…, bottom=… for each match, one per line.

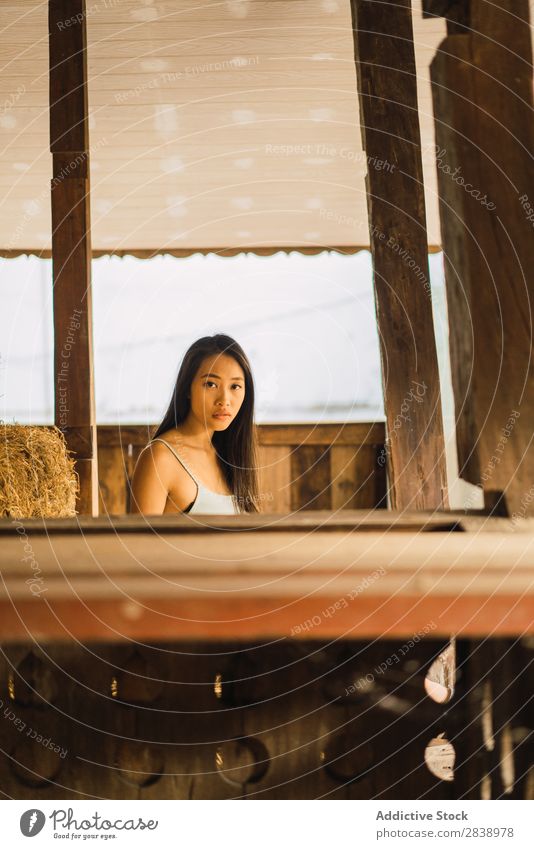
left=0, top=510, right=469, bottom=534
left=1, top=595, right=530, bottom=642
left=350, top=0, right=449, bottom=511
left=49, top=0, right=97, bottom=515
left=422, top=1, right=470, bottom=33
left=93, top=422, right=387, bottom=448
left=430, top=0, right=534, bottom=516
left=0, top=516, right=532, bottom=640
left=422, top=0, right=454, bottom=14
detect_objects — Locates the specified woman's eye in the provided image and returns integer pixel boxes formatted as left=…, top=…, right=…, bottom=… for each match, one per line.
left=202, top=381, right=242, bottom=389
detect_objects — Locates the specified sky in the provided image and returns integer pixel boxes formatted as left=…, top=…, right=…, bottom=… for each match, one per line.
left=0, top=249, right=479, bottom=508
left=0, top=249, right=448, bottom=424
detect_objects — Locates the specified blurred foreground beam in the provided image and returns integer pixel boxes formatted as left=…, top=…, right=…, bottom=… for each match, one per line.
left=0, top=513, right=532, bottom=640
left=429, top=0, right=534, bottom=515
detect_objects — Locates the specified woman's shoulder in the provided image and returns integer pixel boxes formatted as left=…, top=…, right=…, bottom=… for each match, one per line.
left=135, top=438, right=193, bottom=490
left=138, top=435, right=184, bottom=470
left=151, top=428, right=186, bottom=448
left=131, top=434, right=194, bottom=514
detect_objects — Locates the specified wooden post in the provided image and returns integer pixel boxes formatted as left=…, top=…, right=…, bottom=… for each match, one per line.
left=49, top=0, right=98, bottom=515
left=427, top=0, right=534, bottom=516
left=350, top=0, right=449, bottom=511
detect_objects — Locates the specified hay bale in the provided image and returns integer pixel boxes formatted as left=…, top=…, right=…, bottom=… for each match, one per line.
left=0, top=424, right=78, bottom=518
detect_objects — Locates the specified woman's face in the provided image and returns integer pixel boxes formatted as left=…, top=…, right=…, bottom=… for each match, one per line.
left=189, top=353, right=246, bottom=431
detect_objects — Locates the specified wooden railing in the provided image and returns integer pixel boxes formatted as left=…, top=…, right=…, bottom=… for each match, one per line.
left=1, top=514, right=532, bottom=797
left=1, top=512, right=532, bottom=641
left=96, top=422, right=387, bottom=514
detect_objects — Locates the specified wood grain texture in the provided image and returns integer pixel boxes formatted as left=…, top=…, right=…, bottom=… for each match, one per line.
left=453, top=638, right=534, bottom=799
left=95, top=423, right=386, bottom=515
left=257, top=444, right=291, bottom=513
left=2, top=638, right=504, bottom=799
left=97, top=445, right=128, bottom=515
left=48, top=0, right=88, bottom=152
left=0, top=518, right=533, bottom=640
left=49, top=0, right=97, bottom=515
left=259, top=422, right=385, bottom=447
left=95, top=422, right=386, bottom=447
left=330, top=444, right=386, bottom=509
left=0, top=509, right=518, bottom=534
left=350, top=0, right=449, bottom=512
left=74, top=459, right=98, bottom=517
left=290, top=445, right=332, bottom=511
left=430, top=0, right=534, bottom=515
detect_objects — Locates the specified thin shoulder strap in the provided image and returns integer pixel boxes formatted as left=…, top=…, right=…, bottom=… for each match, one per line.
left=150, top=438, right=199, bottom=485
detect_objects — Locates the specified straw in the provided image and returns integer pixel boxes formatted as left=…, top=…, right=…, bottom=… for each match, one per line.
left=0, top=424, right=78, bottom=518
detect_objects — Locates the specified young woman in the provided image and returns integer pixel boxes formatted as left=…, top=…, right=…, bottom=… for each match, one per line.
left=130, top=334, right=259, bottom=515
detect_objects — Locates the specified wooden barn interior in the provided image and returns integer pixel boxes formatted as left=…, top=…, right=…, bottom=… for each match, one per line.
left=0, top=0, right=533, bottom=800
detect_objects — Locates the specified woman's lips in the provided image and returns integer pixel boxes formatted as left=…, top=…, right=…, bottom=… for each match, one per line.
left=213, top=412, right=231, bottom=418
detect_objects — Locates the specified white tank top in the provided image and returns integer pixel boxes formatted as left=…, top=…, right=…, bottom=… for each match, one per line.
left=150, top=438, right=239, bottom=515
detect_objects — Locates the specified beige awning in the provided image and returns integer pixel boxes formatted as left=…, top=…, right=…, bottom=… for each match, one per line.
left=1, top=1, right=452, bottom=254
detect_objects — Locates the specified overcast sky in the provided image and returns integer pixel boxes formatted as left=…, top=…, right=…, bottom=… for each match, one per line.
left=0, top=250, right=449, bottom=427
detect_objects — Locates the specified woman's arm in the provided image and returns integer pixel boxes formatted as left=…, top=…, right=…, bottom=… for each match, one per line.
left=130, top=444, right=171, bottom=515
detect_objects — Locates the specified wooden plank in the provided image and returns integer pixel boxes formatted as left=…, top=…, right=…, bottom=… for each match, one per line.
left=96, top=425, right=153, bottom=448
left=422, top=0, right=454, bottom=15
left=0, top=522, right=533, bottom=639
left=97, top=445, right=127, bottom=515
left=49, top=0, right=97, bottom=515
left=49, top=2, right=88, bottom=152
left=0, top=595, right=531, bottom=642
left=2, top=525, right=532, bottom=577
left=125, top=444, right=144, bottom=514
left=238, top=643, right=334, bottom=799
left=422, top=1, right=470, bottom=35
left=330, top=444, right=386, bottom=509
left=0, top=509, right=491, bottom=534
left=60, top=425, right=93, bottom=458
left=4, top=570, right=532, bottom=599
left=257, top=445, right=291, bottom=513
left=259, top=422, right=385, bottom=446
left=454, top=637, right=534, bottom=799
left=95, top=422, right=386, bottom=448
left=350, top=0, right=449, bottom=511
left=430, top=0, right=534, bottom=516
left=291, top=445, right=332, bottom=511
left=454, top=640, right=494, bottom=799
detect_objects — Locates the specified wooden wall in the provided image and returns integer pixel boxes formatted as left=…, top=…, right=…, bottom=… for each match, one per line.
left=0, top=638, right=531, bottom=799
left=96, top=422, right=387, bottom=515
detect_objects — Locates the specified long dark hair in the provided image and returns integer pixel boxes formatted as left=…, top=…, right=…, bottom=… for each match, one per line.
left=153, top=334, right=259, bottom=512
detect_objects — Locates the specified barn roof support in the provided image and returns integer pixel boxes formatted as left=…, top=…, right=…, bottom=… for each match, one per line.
left=350, top=0, right=449, bottom=511
left=49, top=0, right=98, bottom=515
